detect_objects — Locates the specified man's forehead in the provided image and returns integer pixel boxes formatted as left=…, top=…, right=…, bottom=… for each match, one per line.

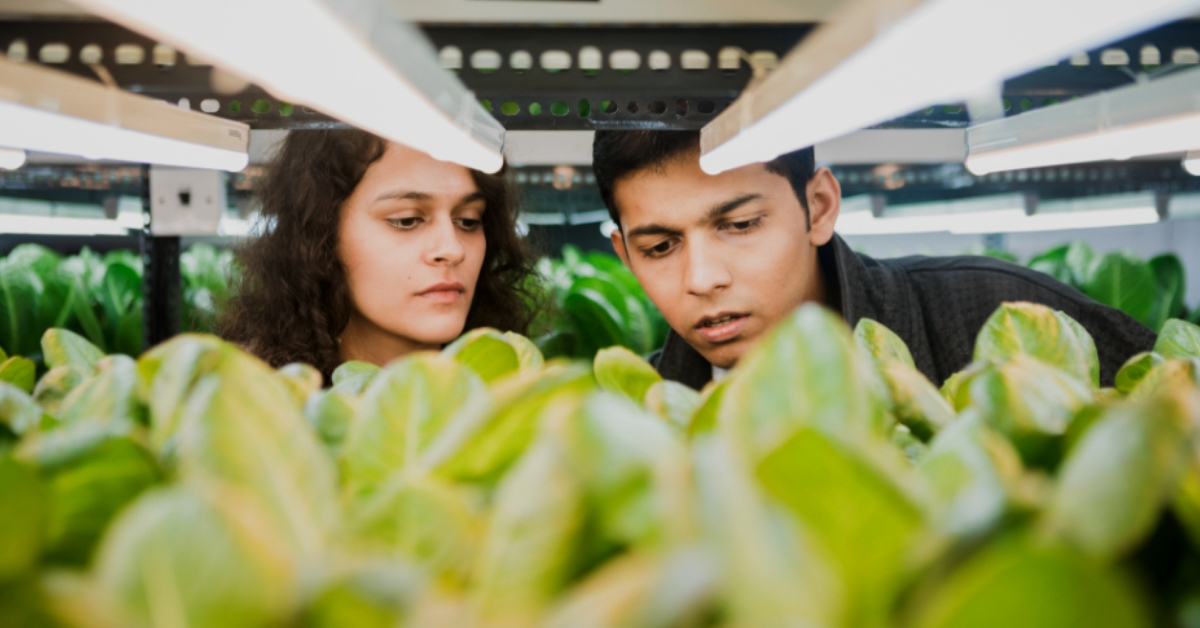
left=614, top=159, right=782, bottom=229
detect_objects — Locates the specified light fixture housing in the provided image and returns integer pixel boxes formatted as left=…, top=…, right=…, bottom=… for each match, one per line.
left=71, top=0, right=506, bottom=173
left=0, top=57, right=249, bottom=171
left=837, top=192, right=1160, bottom=235
left=699, top=0, right=1200, bottom=175
left=968, top=67, right=1200, bottom=174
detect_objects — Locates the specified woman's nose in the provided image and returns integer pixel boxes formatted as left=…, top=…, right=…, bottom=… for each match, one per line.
left=427, top=218, right=466, bottom=265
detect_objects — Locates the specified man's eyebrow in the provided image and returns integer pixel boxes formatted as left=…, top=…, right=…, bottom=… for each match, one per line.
left=626, top=223, right=683, bottom=239
left=703, top=193, right=763, bottom=222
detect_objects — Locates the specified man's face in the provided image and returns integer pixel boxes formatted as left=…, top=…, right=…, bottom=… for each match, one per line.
left=610, top=150, right=841, bottom=369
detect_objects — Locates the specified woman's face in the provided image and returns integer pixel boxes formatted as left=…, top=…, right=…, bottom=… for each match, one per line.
left=337, top=142, right=487, bottom=361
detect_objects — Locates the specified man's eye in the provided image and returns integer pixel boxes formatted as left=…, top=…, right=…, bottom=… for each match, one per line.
left=387, top=217, right=421, bottom=229
left=642, top=240, right=674, bottom=258
left=727, top=218, right=760, bottom=231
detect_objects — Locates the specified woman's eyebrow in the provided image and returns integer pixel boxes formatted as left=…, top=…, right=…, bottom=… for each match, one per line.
left=456, top=191, right=486, bottom=207
left=373, top=190, right=433, bottom=203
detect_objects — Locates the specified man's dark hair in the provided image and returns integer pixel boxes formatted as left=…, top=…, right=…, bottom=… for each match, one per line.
left=592, top=130, right=816, bottom=230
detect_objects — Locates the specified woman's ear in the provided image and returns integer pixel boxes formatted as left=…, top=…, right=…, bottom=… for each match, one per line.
left=806, top=167, right=841, bottom=246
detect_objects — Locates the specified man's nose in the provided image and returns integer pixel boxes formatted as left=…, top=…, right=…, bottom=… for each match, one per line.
left=683, top=237, right=732, bottom=296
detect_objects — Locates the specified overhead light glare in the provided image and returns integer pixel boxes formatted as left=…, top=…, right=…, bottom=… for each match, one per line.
left=0, top=213, right=132, bottom=236
left=0, top=147, right=26, bottom=170
left=967, top=66, right=1200, bottom=174
left=1183, top=149, right=1200, bottom=176
left=72, top=0, right=505, bottom=173
left=700, top=0, right=1200, bottom=175
left=0, top=57, right=249, bottom=171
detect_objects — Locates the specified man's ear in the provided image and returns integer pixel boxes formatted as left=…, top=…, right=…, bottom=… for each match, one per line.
left=610, top=227, right=631, bottom=267
left=806, top=167, right=841, bottom=247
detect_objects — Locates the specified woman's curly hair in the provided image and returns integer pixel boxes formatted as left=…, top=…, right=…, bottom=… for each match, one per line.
left=217, top=129, right=539, bottom=381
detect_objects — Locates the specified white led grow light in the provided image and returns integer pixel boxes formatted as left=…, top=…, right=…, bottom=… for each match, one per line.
left=0, top=148, right=27, bottom=170
left=968, top=68, right=1200, bottom=174
left=836, top=193, right=1160, bottom=235
left=71, top=0, right=506, bottom=173
left=699, top=0, right=1200, bottom=175
left=0, top=213, right=131, bottom=236
left=0, top=57, right=249, bottom=171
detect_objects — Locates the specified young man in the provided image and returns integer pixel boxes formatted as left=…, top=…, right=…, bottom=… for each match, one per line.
left=592, top=130, right=1156, bottom=390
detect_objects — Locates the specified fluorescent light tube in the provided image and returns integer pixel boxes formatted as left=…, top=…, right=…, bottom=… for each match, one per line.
left=73, top=0, right=506, bottom=173
left=837, top=193, right=1160, bottom=235
left=0, top=213, right=131, bottom=236
left=699, top=0, right=1200, bottom=175
left=0, top=58, right=249, bottom=171
left=0, top=147, right=26, bottom=170
left=968, top=67, right=1200, bottom=174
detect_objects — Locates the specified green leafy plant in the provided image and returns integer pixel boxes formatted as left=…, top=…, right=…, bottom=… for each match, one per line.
left=535, top=245, right=668, bottom=360
left=0, top=244, right=235, bottom=364
left=0, top=303, right=1198, bottom=627
left=1025, top=240, right=1190, bottom=332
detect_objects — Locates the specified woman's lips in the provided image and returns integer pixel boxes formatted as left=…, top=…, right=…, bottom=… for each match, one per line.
left=420, top=290, right=462, bottom=304
left=418, top=282, right=465, bottom=304
left=695, top=314, right=748, bottom=344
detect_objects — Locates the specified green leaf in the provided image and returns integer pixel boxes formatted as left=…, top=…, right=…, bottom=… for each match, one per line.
left=692, top=435, right=837, bottom=627
left=38, top=436, right=160, bottom=566
left=0, top=356, right=35, bottom=393
left=277, top=362, right=323, bottom=407
left=563, top=284, right=626, bottom=358
left=99, top=262, right=141, bottom=347
left=719, top=304, right=892, bottom=456
left=1064, top=240, right=1096, bottom=287
left=472, top=437, right=587, bottom=625
left=1045, top=387, right=1195, bottom=561
left=1128, top=358, right=1200, bottom=401
left=341, top=354, right=488, bottom=499
left=919, top=411, right=1026, bottom=537
left=0, top=261, right=41, bottom=357
left=1114, top=351, right=1166, bottom=394
left=950, top=355, right=1094, bottom=469
left=593, top=345, right=662, bottom=403
left=31, top=365, right=89, bottom=418
left=973, top=302, right=1099, bottom=387
left=687, top=378, right=730, bottom=438
left=301, top=563, right=421, bottom=628
left=41, top=328, right=104, bottom=372
left=879, top=359, right=955, bottom=442
left=331, top=360, right=380, bottom=393
left=758, top=427, right=924, bottom=627
left=135, top=334, right=227, bottom=457
left=1147, top=254, right=1186, bottom=331
left=909, top=538, right=1148, bottom=628
left=113, top=306, right=142, bottom=358
left=7, top=243, right=62, bottom=280
left=0, top=457, right=46, bottom=582
left=174, top=348, right=341, bottom=559
left=1083, top=251, right=1156, bottom=327
left=443, top=328, right=523, bottom=383
left=304, top=389, right=359, bottom=450
left=56, top=355, right=143, bottom=427
left=1155, top=318, right=1200, bottom=360
left=347, top=474, right=483, bottom=582
left=644, top=380, right=701, bottom=432
left=0, top=382, right=52, bottom=435
left=426, top=364, right=594, bottom=484
left=854, top=317, right=916, bottom=368
left=94, top=485, right=297, bottom=628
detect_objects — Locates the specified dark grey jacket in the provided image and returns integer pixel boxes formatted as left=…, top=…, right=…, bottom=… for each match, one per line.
left=652, top=233, right=1156, bottom=390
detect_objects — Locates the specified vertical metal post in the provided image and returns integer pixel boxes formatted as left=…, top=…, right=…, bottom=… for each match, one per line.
left=140, top=164, right=181, bottom=350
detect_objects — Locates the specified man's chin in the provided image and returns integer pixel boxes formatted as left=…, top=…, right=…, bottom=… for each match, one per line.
left=693, top=335, right=751, bottom=371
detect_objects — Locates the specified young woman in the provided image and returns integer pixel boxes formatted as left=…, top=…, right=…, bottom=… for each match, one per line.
left=217, top=129, right=538, bottom=381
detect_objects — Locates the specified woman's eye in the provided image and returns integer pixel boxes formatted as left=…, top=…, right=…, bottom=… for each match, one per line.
left=457, top=218, right=482, bottom=231
left=387, top=217, right=421, bottom=229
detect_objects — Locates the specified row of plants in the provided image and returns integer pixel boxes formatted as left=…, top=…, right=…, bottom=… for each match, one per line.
left=999, top=240, right=1200, bottom=332
left=0, top=243, right=234, bottom=365
left=0, top=243, right=664, bottom=366
left=0, top=298, right=1199, bottom=627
